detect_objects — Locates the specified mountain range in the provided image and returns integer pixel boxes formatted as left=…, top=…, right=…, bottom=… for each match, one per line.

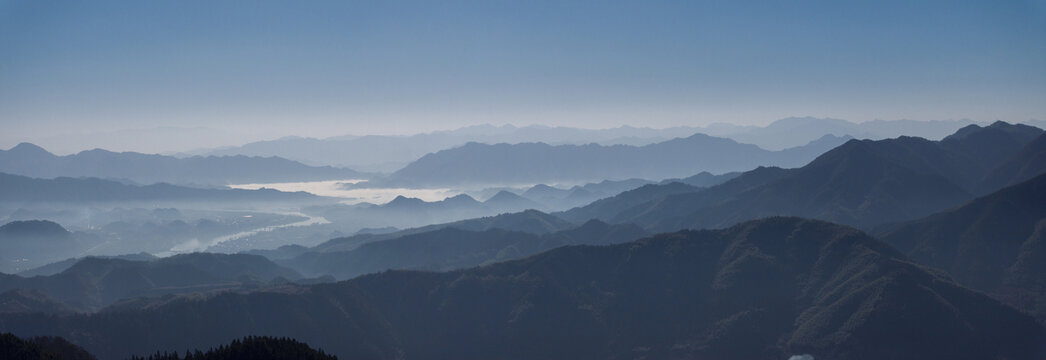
left=284, top=220, right=648, bottom=280
left=0, top=143, right=364, bottom=186
left=559, top=121, right=1045, bottom=231
left=2, top=218, right=1042, bottom=360
left=0, top=172, right=318, bottom=204
left=187, top=119, right=985, bottom=170
left=706, top=117, right=980, bottom=150
left=195, top=124, right=715, bottom=171
left=383, top=133, right=850, bottom=187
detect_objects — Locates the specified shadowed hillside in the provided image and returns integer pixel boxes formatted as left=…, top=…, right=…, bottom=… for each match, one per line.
left=879, top=173, right=1046, bottom=322
left=3, top=218, right=1042, bottom=360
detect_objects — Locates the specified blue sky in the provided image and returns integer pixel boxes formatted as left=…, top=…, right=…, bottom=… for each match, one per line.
left=1, top=0, right=1044, bottom=149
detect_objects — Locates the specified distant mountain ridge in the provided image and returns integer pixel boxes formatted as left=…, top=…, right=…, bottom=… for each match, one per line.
left=188, top=119, right=985, bottom=170
left=196, top=124, right=709, bottom=171
left=708, top=117, right=980, bottom=150
left=0, top=143, right=364, bottom=186
left=385, top=133, right=851, bottom=187
left=0, top=172, right=318, bottom=203
left=4, top=217, right=1042, bottom=360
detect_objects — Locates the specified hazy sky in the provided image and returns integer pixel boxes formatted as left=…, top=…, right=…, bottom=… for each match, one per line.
left=1, top=0, right=1045, bottom=153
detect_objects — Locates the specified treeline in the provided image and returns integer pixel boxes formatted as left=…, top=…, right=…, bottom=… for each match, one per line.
left=0, top=332, right=95, bottom=360
left=128, top=336, right=336, bottom=360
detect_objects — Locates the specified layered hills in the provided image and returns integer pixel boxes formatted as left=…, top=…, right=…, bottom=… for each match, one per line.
left=2, top=218, right=1041, bottom=360
left=0, top=172, right=317, bottom=204
left=560, top=121, right=1044, bottom=231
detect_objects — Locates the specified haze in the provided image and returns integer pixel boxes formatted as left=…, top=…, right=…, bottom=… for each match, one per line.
left=2, top=0, right=1044, bottom=154
left=3, top=2, right=1046, bottom=359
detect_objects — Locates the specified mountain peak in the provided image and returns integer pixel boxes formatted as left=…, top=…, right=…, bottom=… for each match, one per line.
left=385, top=195, right=426, bottom=207
left=0, top=220, right=70, bottom=237
left=486, top=190, right=524, bottom=203
left=6, top=142, right=53, bottom=156
left=443, top=194, right=479, bottom=205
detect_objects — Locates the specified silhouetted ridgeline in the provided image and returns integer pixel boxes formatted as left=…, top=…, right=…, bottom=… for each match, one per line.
left=284, top=219, right=648, bottom=279
left=0, top=220, right=102, bottom=274
left=2, top=218, right=1042, bottom=360
left=559, top=121, right=1044, bottom=231
left=128, top=336, right=336, bottom=360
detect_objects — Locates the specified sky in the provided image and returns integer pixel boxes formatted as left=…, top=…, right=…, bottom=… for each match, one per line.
left=1, top=0, right=1045, bottom=153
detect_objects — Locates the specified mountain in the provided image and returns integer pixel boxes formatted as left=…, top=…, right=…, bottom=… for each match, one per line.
left=310, top=193, right=548, bottom=233
left=509, top=178, right=662, bottom=211
left=0, top=253, right=302, bottom=312
left=193, top=120, right=979, bottom=170
left=128, top=336, right=336, bottom=360
left=937, top=121, right=1044, bottom=190
left=659, top=171, right=741, bottom=187
left=559, top=166, right=793, bottom=224
left=711, top=117, right=978, bottom=150
left=3, top=218, right=1042, bottom=359
left=384, top=132, right=850, bottom=187
left=0, top=220, right=102, bottom=274
left=878, top=173, right=1046, bottom=322
left=374, top=194, right=489, bottom=224
left=0, top=143, right=364, bottom=186
left=284, top=220, right=648, bottom=279
left=979, top=132, right=1046, bottom=192
left=308, top=209, right=575, bottom=254
left=0, top=172, right=318, bottom=203
left=483, top=190, right=543, bottom=213
left=560, top=122, right=1044, bottom=231
left=0, top=289, right=75, bottom=315
left=17, top=253, right=158, bottom=278
left=196, top=124, right=705, bottom=171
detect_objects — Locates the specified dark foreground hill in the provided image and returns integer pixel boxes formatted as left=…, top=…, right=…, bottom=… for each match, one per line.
left=3, top=218, right=1042, bottom=360
left=879, top=173, right=1046, bottom=322
left=0, top=332, right=95, bottom=360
